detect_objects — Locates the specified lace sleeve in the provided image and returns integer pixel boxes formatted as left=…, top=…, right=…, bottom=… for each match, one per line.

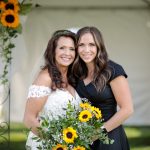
left=27, top=85, right=51, bottom=98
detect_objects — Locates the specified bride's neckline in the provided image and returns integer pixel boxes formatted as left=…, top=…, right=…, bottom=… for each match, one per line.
left=58, top=88, right=77, bottom=99
left=31, top=84, right=77, bottom=99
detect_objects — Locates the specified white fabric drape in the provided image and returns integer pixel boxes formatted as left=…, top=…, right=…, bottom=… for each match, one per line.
left=9, top=7, right=150, bottom=125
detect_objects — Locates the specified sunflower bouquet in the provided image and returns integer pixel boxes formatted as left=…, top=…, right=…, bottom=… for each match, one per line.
left=0, top=0, right=32, bottom=84
left=33, top=99, right=114, bottom=150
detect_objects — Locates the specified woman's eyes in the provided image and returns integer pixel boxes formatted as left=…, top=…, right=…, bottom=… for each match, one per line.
left=70, top=48, right=75, bottom=51
left=89, top=43, right=96, bottom=46
left=60, top=47, right=65, bottom=50
left=59, top=47, right=75, bottom=51
left=78, top=43, right=96, bottom=47
left=78, top=43, right=84, bottom=47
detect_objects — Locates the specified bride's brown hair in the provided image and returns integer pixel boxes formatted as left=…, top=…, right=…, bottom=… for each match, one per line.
left=72, top=26, right=111, bottom=91
left=42, top=30, right=77, bottom=90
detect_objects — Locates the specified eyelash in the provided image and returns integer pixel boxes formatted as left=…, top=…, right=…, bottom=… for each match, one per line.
left=78, top=43, right=96, bottom=47
left=90, top=44, right=96, bottom=46
left=60, top=47, right=75, bottom=51
left=78, top=44, right=84, bottom=47
left=70, top=48, right=75, bottom=51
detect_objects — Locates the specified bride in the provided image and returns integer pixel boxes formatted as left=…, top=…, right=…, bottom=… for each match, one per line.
left=23, top=29, right=81, bottom=150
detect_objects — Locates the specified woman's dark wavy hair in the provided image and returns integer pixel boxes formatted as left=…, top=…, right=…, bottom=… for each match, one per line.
left=72, top=26, right=111, bottom=92
left=42, top=30, right=77, bottom=90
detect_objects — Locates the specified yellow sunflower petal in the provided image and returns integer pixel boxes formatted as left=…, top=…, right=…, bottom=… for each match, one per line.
left=1, top=10, right=19, bottom=28
left=63, top=127, right=78, bottom=143
left=0, top=2, right=5, bottom=10
left=4, top=1, right=20, bottom=12
left=52, top=144, right=67, bottom=150
left=80, top=102, right=91, bottom=109
left=91, top=106, right=102, bottom=119
left=79, top=110, right=92, bottom=122
left=73, top=146, right=86, bottom=150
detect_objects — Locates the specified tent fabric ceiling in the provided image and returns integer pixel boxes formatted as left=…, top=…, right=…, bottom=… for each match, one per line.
left=26, top=0, right=150, bottom=8
left=8, top=0, right=150, bottom=124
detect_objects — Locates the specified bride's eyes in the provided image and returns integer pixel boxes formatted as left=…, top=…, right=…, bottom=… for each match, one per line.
left=70, top=48, right=75, bottom=51
left=59, top=46, right=75, bottom=51
left=60, top=47, right=65, bottom=49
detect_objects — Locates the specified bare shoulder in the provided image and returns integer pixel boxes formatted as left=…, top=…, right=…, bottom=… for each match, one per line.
left=33, top=69, right=52, bottom=87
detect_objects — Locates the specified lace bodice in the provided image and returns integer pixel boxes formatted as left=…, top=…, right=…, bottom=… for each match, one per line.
left=26, top=85, right=81, bottom=150
left=27, top=85, right=81, bottom=118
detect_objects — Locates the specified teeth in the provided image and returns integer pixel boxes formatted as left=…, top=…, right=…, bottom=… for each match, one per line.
left=61, top=57, right=71, bottom=61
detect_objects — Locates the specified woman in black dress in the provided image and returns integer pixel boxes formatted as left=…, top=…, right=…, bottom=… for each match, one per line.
left=72, top=26, right=134, bottom=150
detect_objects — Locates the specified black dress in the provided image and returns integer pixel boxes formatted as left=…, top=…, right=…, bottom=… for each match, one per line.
left=75, top=60, right=130, bottom=150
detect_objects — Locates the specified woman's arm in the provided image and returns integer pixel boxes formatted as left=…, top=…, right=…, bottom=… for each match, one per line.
left=23, top=69, right=51, bottom=135
left=104, top=76, right=134, bottom=132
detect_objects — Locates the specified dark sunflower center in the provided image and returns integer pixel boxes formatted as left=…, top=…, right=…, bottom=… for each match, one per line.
left=5, top=3, right=14, bottom=10
left=5, top=15, right=15, bottom=23
left=82, top=114, right=88, bottom=119
left=57, top=148, right=63, bottom=150
left=66, top=132, right=73, bottom=139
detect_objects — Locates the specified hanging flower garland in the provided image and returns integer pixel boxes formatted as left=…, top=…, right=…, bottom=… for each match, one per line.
left=0, top=0, right=32, bottom=84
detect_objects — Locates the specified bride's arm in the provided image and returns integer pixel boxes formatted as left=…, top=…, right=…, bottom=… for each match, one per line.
left=23, top=69, right=51, bottom=135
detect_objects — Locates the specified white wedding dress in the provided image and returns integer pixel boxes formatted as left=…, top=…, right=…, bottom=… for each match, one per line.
left=25, top=85, right=81, bottom=150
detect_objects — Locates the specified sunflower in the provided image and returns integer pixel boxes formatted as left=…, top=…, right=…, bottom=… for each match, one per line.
left=79, top=110, right=92, bottom=122
left=0, top=0, right=19, bottom=12
left=52, top=144, right=67, bottom=150
left=63, top=127, right=78, bottom=143
left=73, top=146, right=86, bottom=150
left=1, top=10, right=19, bottom=28
left=80, top=102, right=91, bottom=110
left=0, top=2, right=5, bottom=10
left=91, top=106, right=102, bottom=119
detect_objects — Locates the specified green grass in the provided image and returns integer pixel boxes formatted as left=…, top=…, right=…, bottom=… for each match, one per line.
left=125, top=126, right=150, bottom=150
left=0, top=122, right=27, bottom=150
left=0, top=123, right=150, bottom=150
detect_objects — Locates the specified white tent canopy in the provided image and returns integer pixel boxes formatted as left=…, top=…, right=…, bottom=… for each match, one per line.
left=1, top=0, right=150, bottom=125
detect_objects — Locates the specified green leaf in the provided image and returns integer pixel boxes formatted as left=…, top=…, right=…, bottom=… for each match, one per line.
left=15, top=24, right=23, bottom=34
left=3, top=0, right=8, bottom=2
left=20, top=3, right=33, bottom=15
left=3, top=38, right=9, bottom=42
left=1, top=78, right=8, bottom=84
left=8, top=43, right=15, bottom=49
left=8, top=29, right=17, bottom=37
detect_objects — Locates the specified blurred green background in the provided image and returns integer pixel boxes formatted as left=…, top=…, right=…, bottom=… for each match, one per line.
left=0, top=123, right=150, bottom=150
